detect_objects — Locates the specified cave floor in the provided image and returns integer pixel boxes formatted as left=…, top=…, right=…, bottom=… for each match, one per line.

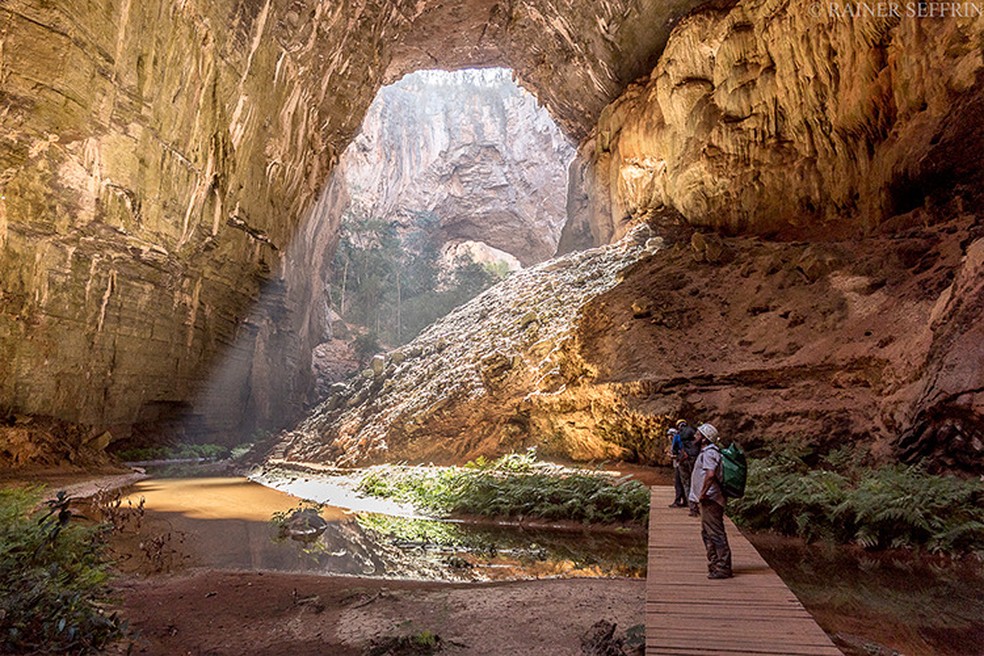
left=106, top=571, right=645, bottom=655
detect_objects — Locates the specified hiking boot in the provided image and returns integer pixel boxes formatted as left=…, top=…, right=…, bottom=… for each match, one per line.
left=668, top=502, right=685, bottom=507
left=707, top=571, right=733, bottom=580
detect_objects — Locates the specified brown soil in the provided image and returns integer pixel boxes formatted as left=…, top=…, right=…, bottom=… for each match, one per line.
left=107, top=571, right=644, bottom=656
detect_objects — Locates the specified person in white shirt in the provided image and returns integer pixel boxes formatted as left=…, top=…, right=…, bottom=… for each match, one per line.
left=688, top=422, right=733, bottom=579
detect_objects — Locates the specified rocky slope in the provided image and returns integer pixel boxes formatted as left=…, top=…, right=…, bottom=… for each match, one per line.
left=573, top=213, right=984, bottom=474
left=271, top=212, right=983, bottom=474
left=339, top=68, right=573, bottom=265
left=268, top=226, right=662, bottom=466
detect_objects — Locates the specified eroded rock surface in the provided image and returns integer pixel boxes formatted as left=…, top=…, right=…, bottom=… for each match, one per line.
left=564, top=1, right=984, bottom=245
left=1, top=0, right=982, bottom=471
left=0, top=0, right=703, bottom=461
left=572, top=215, right=984, bottom=473
left=271, top=215, right=984, bottom=474
left=269, top=227, right=661, bottom=466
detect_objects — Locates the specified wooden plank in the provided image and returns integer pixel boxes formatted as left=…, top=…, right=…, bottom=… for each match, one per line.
left=646, top=486, right=843, bottom=656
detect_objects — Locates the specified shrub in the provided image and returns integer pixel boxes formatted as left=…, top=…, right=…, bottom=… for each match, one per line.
left=0, top=489, right=125, bottom=654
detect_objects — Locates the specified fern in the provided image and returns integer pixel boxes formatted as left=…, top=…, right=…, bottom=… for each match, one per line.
left=729, top=453, right=984, bottom=555
left=355, top=452, right=650, bottom=525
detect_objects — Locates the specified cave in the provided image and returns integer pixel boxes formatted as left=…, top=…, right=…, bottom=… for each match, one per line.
left=1, top=1, right=983, bottom=654
left=2, top=0, right=981, bottom=470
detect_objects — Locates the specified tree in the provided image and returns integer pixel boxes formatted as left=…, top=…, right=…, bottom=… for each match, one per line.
left=328, top=208, right=509, bottom=350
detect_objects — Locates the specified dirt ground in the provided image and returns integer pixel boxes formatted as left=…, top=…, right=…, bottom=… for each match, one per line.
left=108, top=571, right=645, bottom=656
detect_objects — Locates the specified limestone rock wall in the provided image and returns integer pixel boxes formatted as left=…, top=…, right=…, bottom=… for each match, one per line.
left=0, top=0, right=404, bottom=445
left=340, top=68, right=574, bottom=265
left=383, top=0, right=708, bottom=140
left=568, top=0, right=984, bottom=243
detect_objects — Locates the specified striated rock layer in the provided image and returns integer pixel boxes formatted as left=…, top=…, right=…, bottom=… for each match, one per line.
left=561, top=0, right=984, bottom=249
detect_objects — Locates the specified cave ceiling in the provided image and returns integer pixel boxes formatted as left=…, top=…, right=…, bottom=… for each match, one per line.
left=381, top=0, right=707, bottom=139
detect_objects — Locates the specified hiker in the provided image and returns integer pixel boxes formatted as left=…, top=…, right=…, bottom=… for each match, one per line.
left=675, top=420, right=700, bottom=516
left=689, top=422, right=733, bottom=579
left=668, top=428, right=686, bottom=507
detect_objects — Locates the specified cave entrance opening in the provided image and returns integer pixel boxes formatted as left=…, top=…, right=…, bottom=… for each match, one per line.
left=310, top=67, right=575, bottom=397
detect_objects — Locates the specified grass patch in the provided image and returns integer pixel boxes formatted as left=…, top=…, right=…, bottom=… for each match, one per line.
left=0, top=488, right=125, bottom=654
left=728, top=447, right=984, bottom=555
left=363, top=629, right=447, bottom=655
left=356, top=449, right=649, bottom=525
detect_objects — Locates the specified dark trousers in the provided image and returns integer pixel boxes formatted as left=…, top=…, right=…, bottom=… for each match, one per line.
left=676, top=457, right=693, bottom=505
left=699, top=499, right=732, bottom=575
left=672, top=461, right=685, bottom=504
left=680, top=458, right=696, bottom=513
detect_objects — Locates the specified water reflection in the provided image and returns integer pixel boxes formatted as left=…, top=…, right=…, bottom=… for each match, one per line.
left=352, top=513, right=647, bottom=580
left=114, top=475, right=646, bottom=581
left=750, top=533, right=984, bottom=656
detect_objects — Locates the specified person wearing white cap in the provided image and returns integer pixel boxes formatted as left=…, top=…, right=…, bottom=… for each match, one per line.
left=688, top=422, right=733, bottom=579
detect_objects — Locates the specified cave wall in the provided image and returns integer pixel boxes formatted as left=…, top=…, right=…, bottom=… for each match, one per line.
left=0, top=0, right=406, bottom=450
left=563, top=0, right=984, bottom=245
left=2, top=0, right=982, bottom=467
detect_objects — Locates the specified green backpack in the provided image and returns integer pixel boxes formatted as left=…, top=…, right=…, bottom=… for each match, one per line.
left=718, top=441, right=747, bottom=499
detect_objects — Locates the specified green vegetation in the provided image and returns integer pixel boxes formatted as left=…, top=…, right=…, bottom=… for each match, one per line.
left=0, top=489, right=124, bottom=654
left=270, top=501, right=326, bottom=536
left=357, top=513, right=484, bottom=551
left=729, top=447, right=984, bottom=555
left=364, top=628, right=445, bottom=656
left=356, top=449, right=650, bottom=525
left=114, top=442, right=230, bottom=462
left=331, top=210, right=508, bottom=347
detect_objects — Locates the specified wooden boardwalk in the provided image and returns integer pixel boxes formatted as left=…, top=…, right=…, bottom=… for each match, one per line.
left=646, top=487, right=842, bottom=655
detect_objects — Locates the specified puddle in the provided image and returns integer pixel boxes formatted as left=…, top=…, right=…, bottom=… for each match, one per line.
left=108, top=472, right=646, bottom=581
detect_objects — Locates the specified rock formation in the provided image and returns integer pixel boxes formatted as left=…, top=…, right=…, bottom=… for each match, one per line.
left=268, top=226, right=662, bottom=467
left=562, top=0, right=984, bottom=246
left=272, top=215, right=984, bottom=474
left=0, top=0, right=701, bottom=464
left=338, top=68, right=573, bottom=266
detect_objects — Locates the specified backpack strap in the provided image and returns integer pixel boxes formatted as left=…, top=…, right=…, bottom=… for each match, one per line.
left=706, top=443, right=723, bottom=479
